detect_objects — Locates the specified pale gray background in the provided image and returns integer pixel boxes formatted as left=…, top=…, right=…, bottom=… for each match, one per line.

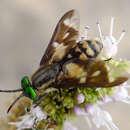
left=0, top=0, right=130, bottom=130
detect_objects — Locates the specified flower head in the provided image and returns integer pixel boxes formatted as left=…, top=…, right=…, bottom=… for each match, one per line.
left=73, top=106, right=85, bottom=116
left=112, top=82, right=130, bottom=103
left=73, top=104, right=119, bottom=130
left=9, top=106, right=47, bottom=129
left=97, top=17, right=126, bottom=57
left=76, top=93, right=85, bottom=104
left=86, top=104, right=119, bottom=130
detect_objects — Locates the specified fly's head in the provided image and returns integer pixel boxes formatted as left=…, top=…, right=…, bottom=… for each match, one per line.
left=21, top=76, right=37, bottom=100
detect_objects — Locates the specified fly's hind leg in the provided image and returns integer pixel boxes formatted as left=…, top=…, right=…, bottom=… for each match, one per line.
left=104, top=57, right=112, bottom=62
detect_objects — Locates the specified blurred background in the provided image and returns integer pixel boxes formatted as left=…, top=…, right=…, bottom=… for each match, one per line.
left=0, top=0, right=130, bottom=129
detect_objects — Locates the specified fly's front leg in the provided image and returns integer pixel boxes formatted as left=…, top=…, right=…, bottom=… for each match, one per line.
left=34, top=86, right=58, bottom=108
left=54, top=74, right=62, bottom=98
left=33, top=93, right=48, bottom=108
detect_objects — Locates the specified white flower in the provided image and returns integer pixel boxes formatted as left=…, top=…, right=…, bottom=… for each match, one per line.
left=73, top=104, right=119, bottom=130
left=85, top=104, right=95, bottom=114
left=31, top=106, right=47, bottom=121
left=73, top=106, right=85, bottom=116
left=9, top=115, right=35, bottom=130
left=97, top=17, right=126, bottom=57
left=63, top=122, right=78, bottom=130
left=112, top=82, right=130, bottom=103
left=76, top=93, right=85, bottom=104
left=98, top=95, right=113, bottom=104
left=9, top=106, right=47, bottom=130
left=85, top=104, right=119, bottom=130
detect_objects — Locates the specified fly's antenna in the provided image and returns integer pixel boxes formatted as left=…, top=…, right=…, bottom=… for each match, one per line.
left=7, top=93, right=24, bottom=113
left=0, top=89, right=23, bottom=93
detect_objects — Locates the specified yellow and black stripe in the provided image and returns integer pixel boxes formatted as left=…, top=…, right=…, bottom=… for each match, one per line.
left=77, top=40, right=103, bottom=59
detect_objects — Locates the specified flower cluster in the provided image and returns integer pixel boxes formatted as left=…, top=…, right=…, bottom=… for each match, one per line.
left=9, top=106, right=47, bottom=130
left=7, top=18, right=130, bottom=130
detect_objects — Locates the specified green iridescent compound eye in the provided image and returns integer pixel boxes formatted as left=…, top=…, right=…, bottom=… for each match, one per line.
left=25, top=87, right=36, bottom=100
left=21, top=76, right=30, bottom=89
left=21, top=76, right=36, bottom=100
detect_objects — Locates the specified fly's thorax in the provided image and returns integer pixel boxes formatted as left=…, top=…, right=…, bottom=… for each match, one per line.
left=31, top=63, right=61, bottom=88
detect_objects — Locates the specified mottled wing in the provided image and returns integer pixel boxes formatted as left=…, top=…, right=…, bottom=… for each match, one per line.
left=52, top=59, right=128, bottom=88
left=40, top=10, right=79, bottom=65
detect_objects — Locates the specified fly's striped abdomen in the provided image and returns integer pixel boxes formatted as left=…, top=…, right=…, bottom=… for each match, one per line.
left=31, top=63, right=60, bottom=88
left=77, top=40, right=103, bottom=59
left=66, top=40, right=103, bottom=61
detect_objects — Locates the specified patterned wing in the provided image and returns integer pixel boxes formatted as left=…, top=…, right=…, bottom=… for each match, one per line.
left=52, top=59, right=128, bottom=88
left=40, top=10, right=80, bottom=65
